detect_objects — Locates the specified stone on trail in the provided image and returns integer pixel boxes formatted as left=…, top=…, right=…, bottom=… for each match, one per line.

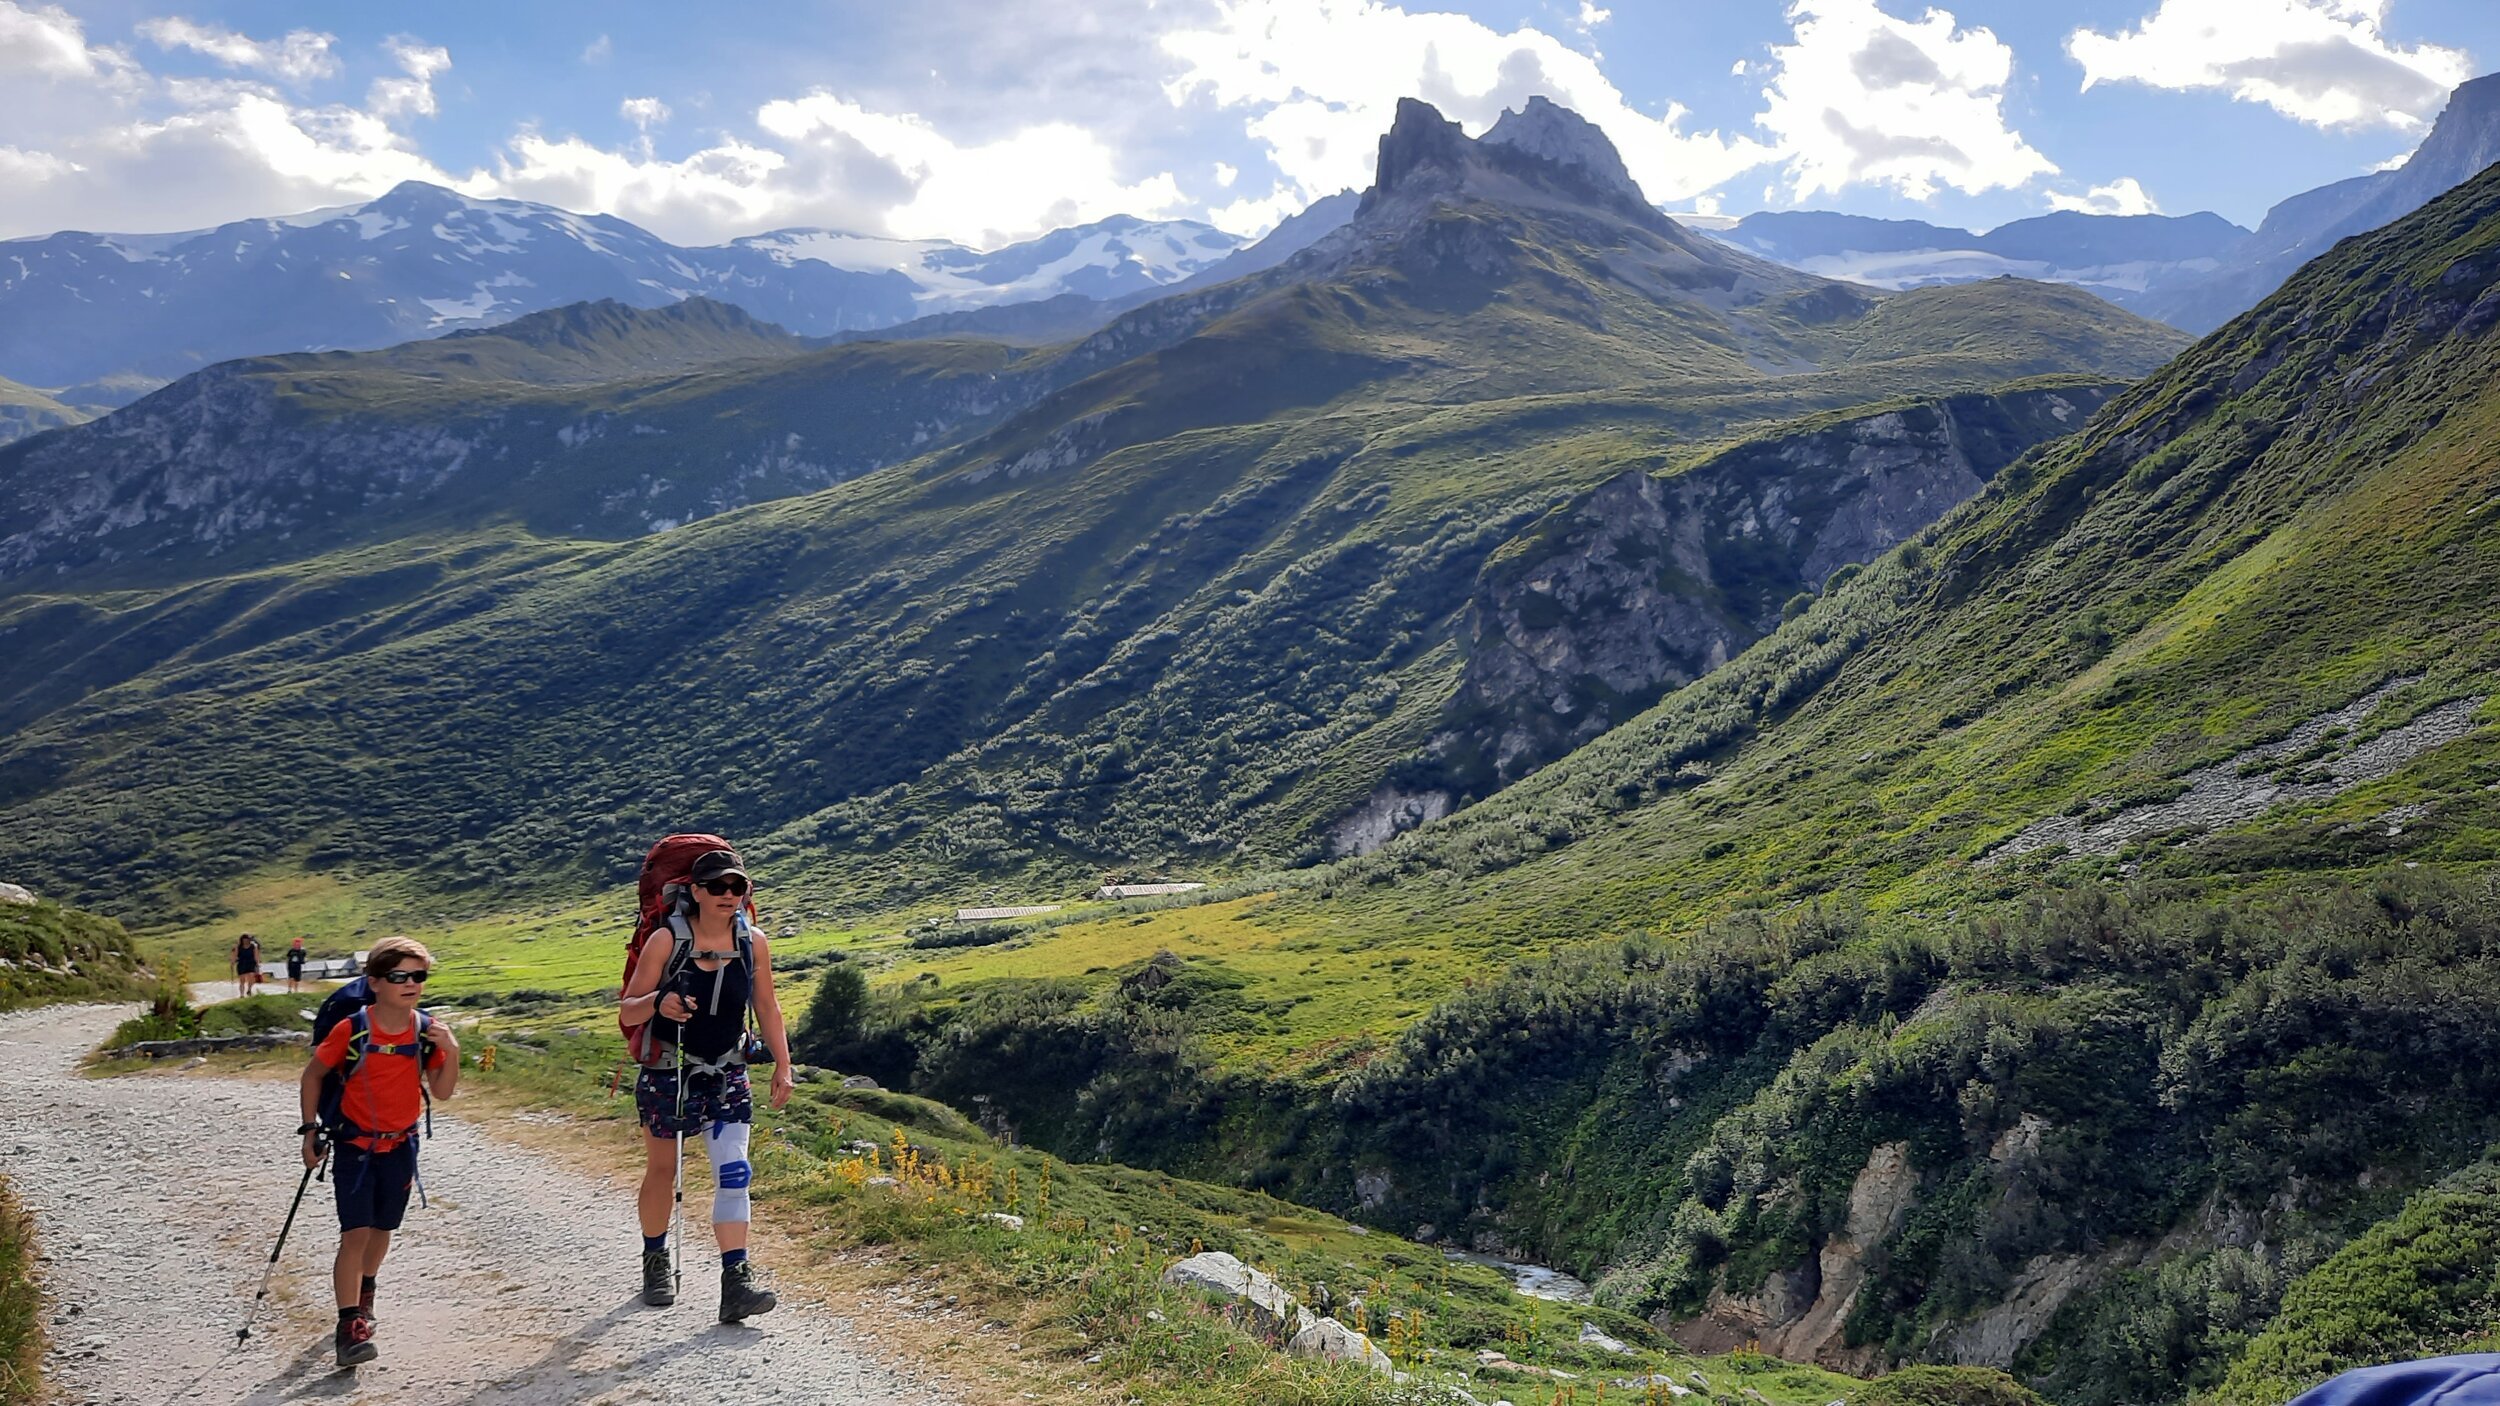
left=1287, top=1317, right=1393, bottom=1374
left=1160, top=1251, right=1305, bottom=1338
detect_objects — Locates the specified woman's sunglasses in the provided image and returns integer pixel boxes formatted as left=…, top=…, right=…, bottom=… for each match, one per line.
left=377, top=968, right=430, bottom=985
left=700, top=877, right=749, bottom=897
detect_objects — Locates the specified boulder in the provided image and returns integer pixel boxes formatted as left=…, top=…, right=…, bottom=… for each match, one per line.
left=1287, top=1317, right=1393, bottom=1374
left=841, top=1074, right=882, bottom=1090
left=0, top=882, right=32, bottom=905
left=1579, top=1322, right=1630, bottom=1354
left=1160, top=1251, right=1301, bottom=1337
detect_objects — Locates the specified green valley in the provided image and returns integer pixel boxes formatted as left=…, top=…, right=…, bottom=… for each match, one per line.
left=8, top=89, right=2495, bottom=1406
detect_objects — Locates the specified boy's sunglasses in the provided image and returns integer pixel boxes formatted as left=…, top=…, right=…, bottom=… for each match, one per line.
left=699, top=877, right=749, bottom=897
left=377, top=969, right=430, bottom=985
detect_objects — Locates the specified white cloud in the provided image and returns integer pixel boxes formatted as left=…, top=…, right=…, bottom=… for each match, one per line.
left=0, top=1, right=131, bottom=82
left=2047, top=175, right=2161, bottom=215
left=1213, top=160, right=1237, bottom=187
left=367, top=36, right=448, bottom=120
left=1205, top=182, right=1310, bottom=237
left=1758, top=0, right=2055, bottom=202
left=137, top=17, right=336, bottom=83
left=2068, top=0, right=2471, bottom=130
left=747, top=91, right=1185, bottom=244
left=620, top=96, right=670, bottom=130
left=581, top=34, right=612, bottom=66
left=1575, top=2, right=1611, bottom=33
left=1161, top=0, right=1772, bottom=212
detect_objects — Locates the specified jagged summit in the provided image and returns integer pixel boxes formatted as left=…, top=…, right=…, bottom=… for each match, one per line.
left=1482, top=95, right=1644, bottom=204
left=1358, top=95, right=1672, bottom=234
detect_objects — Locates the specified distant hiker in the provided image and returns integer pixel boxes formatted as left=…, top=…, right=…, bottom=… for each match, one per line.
left=285, top=936, right=308, bottom=993
left=233, top=931, right=261, bottom=998
left=298, top=936, right=458, bottom=1367
left=618, top=839, right=794, bottom=1322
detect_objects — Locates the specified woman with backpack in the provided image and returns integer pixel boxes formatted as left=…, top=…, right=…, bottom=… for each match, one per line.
left=618, top=841, right=794, bottom=1322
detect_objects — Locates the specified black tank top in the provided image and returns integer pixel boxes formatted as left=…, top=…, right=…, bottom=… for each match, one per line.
left=653, top=941, right=751, bottom=1061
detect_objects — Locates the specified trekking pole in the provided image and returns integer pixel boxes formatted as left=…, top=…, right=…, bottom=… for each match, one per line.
left=239, top=1136, right=330, bottom=1345
left=672, top=1035, right=686, bottom=1300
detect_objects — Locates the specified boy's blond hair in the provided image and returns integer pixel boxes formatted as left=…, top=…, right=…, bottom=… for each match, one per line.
left=363, top=936, right=433, bottom=979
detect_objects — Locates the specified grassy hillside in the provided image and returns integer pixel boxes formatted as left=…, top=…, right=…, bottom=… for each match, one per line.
left=0, top=376, right=87, bottom=448
left=0, top=895, right=148, bottom=1010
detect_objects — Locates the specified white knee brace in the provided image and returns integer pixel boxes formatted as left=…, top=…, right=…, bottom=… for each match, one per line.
left=708, top=1122, right=753, bottom=1224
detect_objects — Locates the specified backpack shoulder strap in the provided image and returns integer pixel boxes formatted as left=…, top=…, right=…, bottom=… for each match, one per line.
left=340, top=1008, right=372, bottom=1077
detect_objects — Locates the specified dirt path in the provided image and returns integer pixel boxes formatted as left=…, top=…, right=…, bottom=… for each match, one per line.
left=0, top=1002, right=967, bottom=1406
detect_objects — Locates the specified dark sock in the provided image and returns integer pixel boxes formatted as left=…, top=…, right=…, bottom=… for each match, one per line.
left=358, top=1275, right=376, bottom=1308
left=645, top=1234, right=667, bottom=1254
left=722, top=1248, right=747, bottom=1269
left=338, top=1307, right=359, bottom=1325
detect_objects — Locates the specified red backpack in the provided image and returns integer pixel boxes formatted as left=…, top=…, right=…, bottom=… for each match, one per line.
left=619, top=833, right=754, bottom=1065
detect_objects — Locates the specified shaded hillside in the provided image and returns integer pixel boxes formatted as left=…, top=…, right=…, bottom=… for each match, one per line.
left=0, top=98, right=2182, bottom=920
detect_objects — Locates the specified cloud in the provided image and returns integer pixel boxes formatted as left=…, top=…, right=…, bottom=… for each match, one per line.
left=0, top=1, right=131, bottom=81
left=136, top=17, right=336, bottom=83
left=1758, top=0, right=2055, bottom=201
left=2068, top=0, right=2472, bottom=130
left=1161, top=0, right=1772, bottom=211
left=367, top=36, right=448, bottom=120
left=2047, top=176, right=2161, bottom=215
left=620, top=96, right=670, bottom=130
left=581, top=34, right=612, bottom=66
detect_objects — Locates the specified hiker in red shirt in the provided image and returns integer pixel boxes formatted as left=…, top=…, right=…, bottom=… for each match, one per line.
left=297, top=937, right=459, bottom=1367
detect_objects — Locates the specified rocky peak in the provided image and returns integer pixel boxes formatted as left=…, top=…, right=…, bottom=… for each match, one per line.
left=1366, top=98, right=1475, bottom=206
left=1482, top=95, right=1644, bottom=206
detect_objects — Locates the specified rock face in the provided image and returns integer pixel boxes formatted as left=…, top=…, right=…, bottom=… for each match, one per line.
left=1287, top=1316, right=1394, bottom=1373
left=1160, top=1251, right=1311, bottom=1339
left=1668, top=1140, right=1920, bottom=1371
left=1348, top=383, right=2116, bottom=829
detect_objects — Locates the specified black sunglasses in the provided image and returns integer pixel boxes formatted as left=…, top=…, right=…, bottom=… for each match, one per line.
left=699, top=877, right=749, bottom=897
left=377, top=968, right=430, bottom=985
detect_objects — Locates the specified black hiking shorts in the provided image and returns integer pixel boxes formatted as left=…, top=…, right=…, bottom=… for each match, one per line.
left=333, top=1139, right=419, bottom=1232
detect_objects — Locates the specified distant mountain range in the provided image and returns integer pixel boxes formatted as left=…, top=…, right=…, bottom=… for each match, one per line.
left=1711, top=70, right=2500, bottom=334
left=1706, top=209, right=2250, bottom=305
left=0, top=181, right=1246, bottom=394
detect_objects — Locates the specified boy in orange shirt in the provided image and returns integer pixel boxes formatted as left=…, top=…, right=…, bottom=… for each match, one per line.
left=298, top=937, right=459, bottom=1367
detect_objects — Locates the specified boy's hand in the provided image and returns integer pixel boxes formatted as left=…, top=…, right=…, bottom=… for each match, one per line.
left=424, top=1019, right=459, bottom=1061
left=302, top=1131, right=324, bottom=1168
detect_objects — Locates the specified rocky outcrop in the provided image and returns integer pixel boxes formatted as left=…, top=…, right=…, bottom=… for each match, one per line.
left=1668, top=1141, right=1919, bottom=1371
left=1359, top=383, right=2117, bottom=827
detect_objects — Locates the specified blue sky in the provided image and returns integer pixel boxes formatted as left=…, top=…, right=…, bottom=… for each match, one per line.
left=1, top=0, right=2490, bottom=247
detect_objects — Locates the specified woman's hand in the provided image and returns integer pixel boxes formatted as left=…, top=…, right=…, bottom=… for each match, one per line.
left=769, top=1066, right=794, bottom=1110
left=657, top=992, right=694, bottom=1022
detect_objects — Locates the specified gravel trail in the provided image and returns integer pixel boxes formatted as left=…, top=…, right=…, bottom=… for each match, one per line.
left=0, top=1002, right=966, bottom=1405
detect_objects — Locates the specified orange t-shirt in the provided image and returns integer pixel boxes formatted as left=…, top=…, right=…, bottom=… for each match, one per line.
left=314, top=1012, right=443, bottom=1140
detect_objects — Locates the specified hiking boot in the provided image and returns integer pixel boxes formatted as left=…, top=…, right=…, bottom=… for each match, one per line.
left=641, top=1249, right=676, bottom=1307
left=719, top=1260, right=777, bottom=1322
left=335, top=1311, right=378, bottom=1367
